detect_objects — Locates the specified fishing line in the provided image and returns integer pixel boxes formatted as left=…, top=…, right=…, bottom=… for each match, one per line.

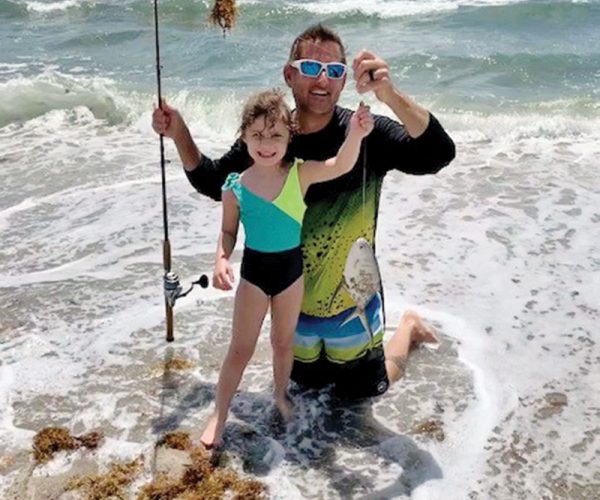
left=362, top=139, right=367, bottom=236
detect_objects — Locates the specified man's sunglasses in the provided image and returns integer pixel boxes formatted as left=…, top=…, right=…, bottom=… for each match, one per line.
left=290, top=59, right=347, bottom=80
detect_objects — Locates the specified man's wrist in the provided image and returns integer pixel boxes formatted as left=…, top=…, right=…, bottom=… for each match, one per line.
left=172, top=124, right=191, bottom=144
left=376, top=82, right=402, bottom=107
left=380, top=86, right=404, bottom=109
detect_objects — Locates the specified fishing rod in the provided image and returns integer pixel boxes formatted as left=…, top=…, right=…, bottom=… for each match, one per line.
left=153, top=0, right=209, bottom=342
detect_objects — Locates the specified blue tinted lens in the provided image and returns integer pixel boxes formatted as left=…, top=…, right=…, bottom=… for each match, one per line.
left=300, top=60, right=322, bottom=77
left=327, top=63, right=346, bottom=79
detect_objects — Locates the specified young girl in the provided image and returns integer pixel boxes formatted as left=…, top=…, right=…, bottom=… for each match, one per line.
left=201, top=89, right=373, bottom=448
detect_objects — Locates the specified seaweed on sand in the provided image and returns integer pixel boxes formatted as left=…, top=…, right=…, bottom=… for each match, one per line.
left=139, top=431, right=267, bottom=499
left=32, top=427, right=103, bottom=463
left=66, top=458, right=144, bottom=500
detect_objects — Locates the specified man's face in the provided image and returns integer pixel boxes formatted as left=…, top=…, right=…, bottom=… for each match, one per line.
left=284, top=40, right=346, bottom=118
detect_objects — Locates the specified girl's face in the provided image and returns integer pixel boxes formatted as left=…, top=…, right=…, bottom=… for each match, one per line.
left=243, top=116, right=290, bottom=168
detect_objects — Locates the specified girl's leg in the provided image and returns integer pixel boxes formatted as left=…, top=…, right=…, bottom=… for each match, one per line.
left=270, top=276, right=304, bottom=420
left=200, top=279, right=269, bottom=448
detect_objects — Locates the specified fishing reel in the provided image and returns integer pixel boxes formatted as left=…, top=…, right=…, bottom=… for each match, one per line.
left=163, top=271, right=209, bottom=307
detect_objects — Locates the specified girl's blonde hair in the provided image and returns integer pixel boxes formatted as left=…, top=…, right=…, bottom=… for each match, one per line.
left=239, top=88, right=298, bottom=137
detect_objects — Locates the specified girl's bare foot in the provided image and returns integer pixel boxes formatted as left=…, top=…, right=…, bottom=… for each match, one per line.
left=200, top=413, right=224, bottom=449
left=275, top=394, right=294, bottom=422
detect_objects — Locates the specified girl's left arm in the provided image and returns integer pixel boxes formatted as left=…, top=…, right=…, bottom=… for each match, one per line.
left=299, top=103, right=374, bottom=190
left=213, top=190, right=239, bottom=290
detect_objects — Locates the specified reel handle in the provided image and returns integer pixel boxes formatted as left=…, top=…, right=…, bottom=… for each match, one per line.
left=193, top=274, right=209, bottom=289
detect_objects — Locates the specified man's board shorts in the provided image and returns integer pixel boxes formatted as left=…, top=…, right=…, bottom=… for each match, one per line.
left=291, top=293, right=390, bottom=399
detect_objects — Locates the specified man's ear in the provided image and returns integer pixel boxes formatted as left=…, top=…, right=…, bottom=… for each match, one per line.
left=283, top=64, right=293, bottom=87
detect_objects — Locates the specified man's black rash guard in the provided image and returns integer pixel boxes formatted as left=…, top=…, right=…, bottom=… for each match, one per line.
left=186, top=107, right=455, bottom=317
left=185, top=107, right=455, bottom=203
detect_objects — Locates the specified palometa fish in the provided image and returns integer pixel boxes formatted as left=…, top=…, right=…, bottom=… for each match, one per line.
left=329, top=237, right=382, bottom=346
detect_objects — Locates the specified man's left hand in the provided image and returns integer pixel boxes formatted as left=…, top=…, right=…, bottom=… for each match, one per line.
left=352, top=49, right=395, bottom=103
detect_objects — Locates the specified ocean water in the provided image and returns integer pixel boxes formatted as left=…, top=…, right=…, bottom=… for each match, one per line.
left=1, top=0, right=599, bottom=498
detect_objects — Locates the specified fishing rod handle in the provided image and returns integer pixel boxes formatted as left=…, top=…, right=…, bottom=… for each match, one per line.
left=163, top=240, right=174, bottom=341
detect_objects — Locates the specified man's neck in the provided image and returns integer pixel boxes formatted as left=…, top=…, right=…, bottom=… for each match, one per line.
left=296, top=108, right=335, bottom=135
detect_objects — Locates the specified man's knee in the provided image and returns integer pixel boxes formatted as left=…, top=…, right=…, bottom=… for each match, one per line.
left=385, top=355, right=407, bottom=384
left=291, top=356, right=333, bottom=389
left=334, top=347, right=390, bottom=398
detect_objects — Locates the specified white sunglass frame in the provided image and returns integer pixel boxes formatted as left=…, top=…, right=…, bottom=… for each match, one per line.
left=290, top=59, right=347, bottom=80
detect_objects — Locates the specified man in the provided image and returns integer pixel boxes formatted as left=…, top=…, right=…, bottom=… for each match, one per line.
left=152, top=24, right=455, bottom=400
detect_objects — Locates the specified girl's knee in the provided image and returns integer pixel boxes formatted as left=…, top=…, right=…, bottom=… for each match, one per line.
left=227, top=345, right=254, bottom=366
left=270, top=335, right=294, bottom=355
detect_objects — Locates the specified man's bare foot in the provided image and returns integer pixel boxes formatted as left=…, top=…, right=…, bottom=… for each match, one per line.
left=405, top=311, right=439, bottom=347
left=274, top=394, right=294, bottom=422
left=200, top=413, right=224, bottom=449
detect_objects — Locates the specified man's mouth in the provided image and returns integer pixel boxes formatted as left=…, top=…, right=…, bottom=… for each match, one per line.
left=310, top=90, right=329, bottom=97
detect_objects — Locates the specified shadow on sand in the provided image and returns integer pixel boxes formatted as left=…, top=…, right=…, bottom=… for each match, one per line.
left=151, top=349, right=442, bottom=498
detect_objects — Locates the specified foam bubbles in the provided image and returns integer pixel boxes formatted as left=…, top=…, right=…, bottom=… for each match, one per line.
left=23, top=0, right=83, bottom=14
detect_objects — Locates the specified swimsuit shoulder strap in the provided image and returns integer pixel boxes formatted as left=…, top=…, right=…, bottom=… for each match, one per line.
left=222, top=172, right=242, bottom=200
left=273, top=158, right=306, bottom=224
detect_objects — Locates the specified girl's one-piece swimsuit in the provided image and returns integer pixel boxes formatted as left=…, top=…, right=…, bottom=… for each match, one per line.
left=222, top=158, right=306, bottom=296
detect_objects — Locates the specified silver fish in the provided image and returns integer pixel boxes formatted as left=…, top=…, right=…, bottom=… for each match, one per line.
left=329, top=238, right=382, bottom=345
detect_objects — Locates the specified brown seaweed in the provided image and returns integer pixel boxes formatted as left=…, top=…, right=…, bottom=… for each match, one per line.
left=210, top=0, right=238, bottom=33
left=32, top=427, right=103, bottom=463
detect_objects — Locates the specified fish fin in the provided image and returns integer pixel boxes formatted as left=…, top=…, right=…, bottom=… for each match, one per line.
left=340, top=310, right=359, bottom=328
left=340, top=310, right=374, bottom=343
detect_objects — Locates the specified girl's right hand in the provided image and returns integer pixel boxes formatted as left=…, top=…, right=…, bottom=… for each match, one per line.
left=213, top=258, right=235, bottom=290
left=349, top=101, right=374, bottom=139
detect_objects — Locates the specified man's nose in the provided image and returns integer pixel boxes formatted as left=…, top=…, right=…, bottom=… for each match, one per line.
left=316, top=69, right=329, bottom=84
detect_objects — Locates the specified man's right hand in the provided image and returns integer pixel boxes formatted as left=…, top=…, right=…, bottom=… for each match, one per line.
left=152, top=98, right=186, bottom=140
left=152, top=98, right=201, bottom=170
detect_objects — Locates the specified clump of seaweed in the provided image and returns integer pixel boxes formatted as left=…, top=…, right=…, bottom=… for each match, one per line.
left=152, top=357, right=196, bottom=377
left=165, top=358, right=196, bottom=371
left=411, top=419, right=445, bottom=442
left=76, top=431, right=103, bottom=449
left=33, top=427, right=103, bottom=463
left=157, top=431, right=193, bottom=451
left=66, top=457, right=144, bottom=500
left=140, top=432, right=267, bottom=499
left=210, top=0, right=237, bottom=32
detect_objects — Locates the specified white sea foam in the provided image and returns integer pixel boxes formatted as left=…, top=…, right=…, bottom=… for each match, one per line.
left=23, top=0, right=83, bottom=13
left=289, top=0, right=534, bottom=18
left=0, top=69, right=138, bottom=127
left=1, top=45, right=599, bottom=500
